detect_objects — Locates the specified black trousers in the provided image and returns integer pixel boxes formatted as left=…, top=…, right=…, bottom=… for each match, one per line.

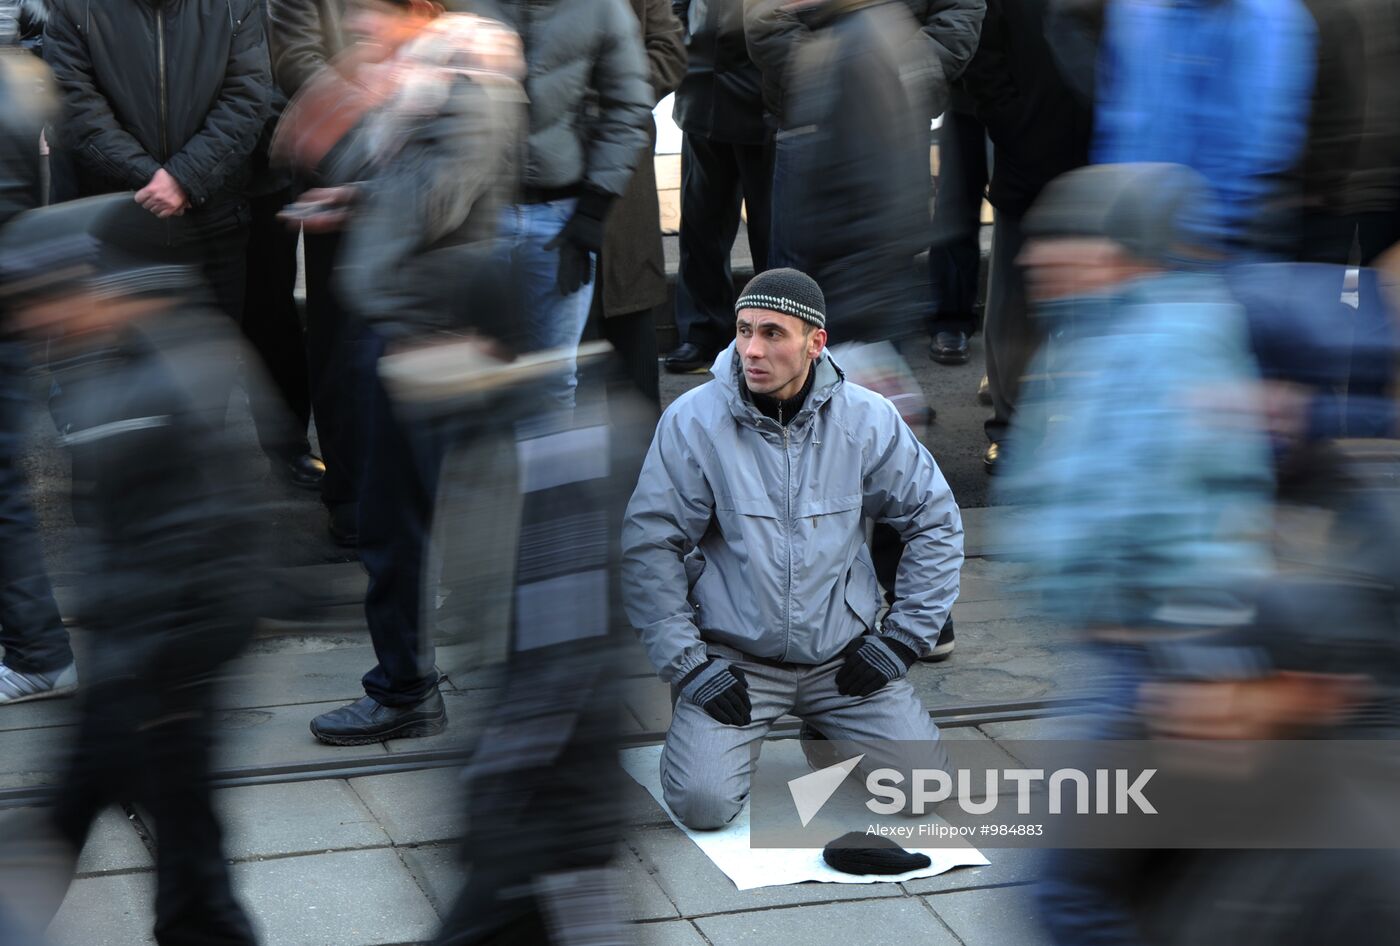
left=928, top=110, right=989, bottom=338
left=304, top=230, right=359, bottom=509
left=674, top=133, right=773, bottom=354
left=241, top=190, right=312, bottom=462
left=48, top=673, right=254, bottom=946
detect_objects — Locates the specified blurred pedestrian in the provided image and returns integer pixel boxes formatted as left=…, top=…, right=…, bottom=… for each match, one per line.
left=587, top=0, right=686, bottom=405
left=43, top=0, right=272, bottom=324
left=0, top=36, right=75, bottom=706
left=273, top=0, right=527, bottom=745
left=268, top=0, right=362, bottom=545
left=0, top=193, right=273, bottom=946
left=926, top=93, right=988, bottom=366
left=664, top=0, right=772, bottom=375
left=484, top=0, right=654, bottom=408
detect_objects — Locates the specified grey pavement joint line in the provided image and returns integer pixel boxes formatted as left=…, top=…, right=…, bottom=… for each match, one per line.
left=122, top=802, right=159, bottom=862
left=917, top=893, right=972, bottom=946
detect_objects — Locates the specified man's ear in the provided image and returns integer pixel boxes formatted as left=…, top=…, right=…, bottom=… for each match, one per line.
left=810, top=327, right=828, bottom=359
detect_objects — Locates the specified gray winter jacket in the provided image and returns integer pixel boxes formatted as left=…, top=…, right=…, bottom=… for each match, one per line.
left=484, top=0, right=653, bottom=197
left=622, top=344, right=963, bottom=684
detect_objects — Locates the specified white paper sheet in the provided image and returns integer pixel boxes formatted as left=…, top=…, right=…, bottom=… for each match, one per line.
left=621, top=741, right=988, bottom=891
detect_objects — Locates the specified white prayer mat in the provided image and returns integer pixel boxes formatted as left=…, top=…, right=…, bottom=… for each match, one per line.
left=621, top=740, right=988, bottom=891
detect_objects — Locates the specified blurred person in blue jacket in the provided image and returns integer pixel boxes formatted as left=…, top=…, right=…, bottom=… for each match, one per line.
left=1091, top=0, right=1317, bottom=258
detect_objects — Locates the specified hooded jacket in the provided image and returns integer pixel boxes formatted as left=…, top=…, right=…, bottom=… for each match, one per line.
left=43, top=0, right=270, bottom=212
left=622, top=343, right=963, bottom=683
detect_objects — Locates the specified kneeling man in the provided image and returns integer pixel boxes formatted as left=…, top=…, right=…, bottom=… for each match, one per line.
left=622, top=268, right=961, bottom=830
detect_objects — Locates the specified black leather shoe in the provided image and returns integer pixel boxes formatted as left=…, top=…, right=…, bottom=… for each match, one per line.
left=664, top=342, right=716, bottom=374
left=919, top=618, right=955, bottom=663
left=984, top=441, right=1005, bottom=475
left=328, top=502, right=359, bottom=548
left=285, top=453, right=326, bottom=490
left=310, top=690, right=447, bottom=746
left=929, top=331, right=970, bottom=365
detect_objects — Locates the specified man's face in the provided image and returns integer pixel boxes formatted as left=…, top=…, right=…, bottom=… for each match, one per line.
left=735, top=308, right=826, bottom=400
left=1018, top=237, right=1156, bottom=304
left=346, top=0, right=431, bottom=56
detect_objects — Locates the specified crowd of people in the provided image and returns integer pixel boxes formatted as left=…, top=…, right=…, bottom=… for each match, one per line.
left=1, top=0, right=1399, bottom=942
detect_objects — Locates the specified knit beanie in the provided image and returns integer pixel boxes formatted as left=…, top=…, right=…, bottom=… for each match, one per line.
left=735, top=267, right=826, bottom=329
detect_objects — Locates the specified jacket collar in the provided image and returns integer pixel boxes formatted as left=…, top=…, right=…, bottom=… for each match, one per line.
left=712, top=341, right=844, bottom=432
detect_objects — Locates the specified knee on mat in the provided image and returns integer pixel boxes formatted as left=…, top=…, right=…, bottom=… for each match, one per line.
left=664, top=781, right=745, bottom=831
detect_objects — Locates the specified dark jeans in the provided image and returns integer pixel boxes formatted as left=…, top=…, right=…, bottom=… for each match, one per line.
left=304, top=230, right=359, bottom=509
left=983, top=212, right=1037, bottom=445
left=1358, top=209, right=1400, bottom=266
left=928, top=110, right=989, bottom=338
left=675, top=133, right=772, bottom=354
left=768, top=132, right=802, bottom=272
left=0, top=342, right=71, bottom=674
left=357, top=329, right=452, bottom=706
left=48, top=674, right=254, bottom=946
left=242, top=190, right=311, bottom=462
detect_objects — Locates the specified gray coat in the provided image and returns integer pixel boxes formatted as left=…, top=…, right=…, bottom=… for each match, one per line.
left=621, top=344, right=963, bottom=683
left=486, top=0, right=655, bottom=197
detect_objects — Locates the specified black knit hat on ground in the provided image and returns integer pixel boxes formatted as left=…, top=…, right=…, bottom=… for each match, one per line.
left=735, top=267, right=826, bottom=329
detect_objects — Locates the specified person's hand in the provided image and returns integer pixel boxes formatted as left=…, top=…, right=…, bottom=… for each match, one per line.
left=542, top=191, right=612, bottom=296
left=135, top=169, right=189, bottom=218
left=835, top=635, right=918, bottom=698
left=679, top=658, right=752, bottom=726
left=277, top=186, right=358, bottom=232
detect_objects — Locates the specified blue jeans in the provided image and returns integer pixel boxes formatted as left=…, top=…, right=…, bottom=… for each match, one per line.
left=495, top=199, right=595, bottom=408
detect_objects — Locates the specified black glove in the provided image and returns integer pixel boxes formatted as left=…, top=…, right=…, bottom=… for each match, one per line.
left=679, top=658, right=752, bottom=726
left=823, top=831, right=932, bottom=876
left=543, top=190, right=612, bottom=296
left=835, top=635, right=918, bottom=697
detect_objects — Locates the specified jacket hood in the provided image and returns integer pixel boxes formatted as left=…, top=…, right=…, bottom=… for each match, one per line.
left=711, top=340, right=845, bottom=427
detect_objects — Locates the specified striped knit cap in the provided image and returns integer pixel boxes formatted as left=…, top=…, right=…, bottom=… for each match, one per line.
left=734, top=267, right=826, bottom=329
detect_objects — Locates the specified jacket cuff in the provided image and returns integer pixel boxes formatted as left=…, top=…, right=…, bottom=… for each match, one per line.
left=573, top=188, right=615, bottom=224
left=878, top=623, right=930, bottom=661
left=664, top=644, right=710, bottom=686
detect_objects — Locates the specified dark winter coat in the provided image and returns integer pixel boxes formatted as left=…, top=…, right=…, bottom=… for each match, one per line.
left=963, top=0, right=1090, bottom=217
left=43, top=0, right=271, bottom=212
left=1347, top=0, right=1400, bottom=214
left=477, top=0, right=654, bottom=199
left=267, top=0, right=345, bottom=97
left=744, top=0, right=984, bottom=125
left=599, top=0, right=685, bottom=317
left=673, top=0, right=766, bottom=143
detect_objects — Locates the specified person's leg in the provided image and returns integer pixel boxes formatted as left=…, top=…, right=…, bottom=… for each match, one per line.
left=1357, top=209, right=1400, bottom=266
left=660, top=646, right=794, bottom=830
left=767, top=133, right=803, bottom=271
left=982, top=211, right=1033, bottom=451
left=515, top=199, right=595, bottom=409
left=356, top=331, right=445, bottom=707
left=674, top=133, right=745, bottom=358
left=798, top=658, right=950, bottom=785
left=599, top=304, right=661, bottom=406
left=240, top=190, right=313, bottom=466
left=303, top=230, right=359, bottom=514
left=928, top=111, right=988, bottom=344
left=736, top=140, right=774, bottom=275
left=0, top=341, right=72, bottom=680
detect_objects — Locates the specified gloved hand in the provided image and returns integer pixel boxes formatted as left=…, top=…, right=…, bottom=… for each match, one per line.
left=679, top=658, right=752, bottom=726
left=835, top=635, right=918, bottom=697
left=543, top=190, right=612, bottom=296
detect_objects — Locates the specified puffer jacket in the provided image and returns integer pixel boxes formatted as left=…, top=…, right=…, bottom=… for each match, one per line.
left=622, top=344, right=963, bottom=683
left=43, top=0, right=270, bottom=209
left=484, top=0, right=653, bottom=198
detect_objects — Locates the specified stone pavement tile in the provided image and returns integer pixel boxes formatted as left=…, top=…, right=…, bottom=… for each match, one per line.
left=75, top=807, right=154, bottom=875
left=381, top=689, right=493, bottom=754
left=348, top=767, right=467, bottom=845
left=623, top=678, right=673, bottom=734
left=215, top=780, right=391, bottom=860
left=47, top=872, right=157, bottom=946
left=694, top=897, right=961, bottom=946
left=951, top=597, right=1042, bottom=624
left=620, top=776, right=674, bottom=828
left=901, top=847, right=1046, bottom=895
left=220, top=643, right=382, bottom=710
left=939, top=725, right=1026, bottom=771
left=632, top=920, right=707, bottom=946
left=616, top=846, right=681, bottom=921
left=0, top=690, right=78, bottom=732
left=955, top=574, right=1034, bottom=604
left=235, top=848, right=440, bottom=946
left=398, top=844, right=465, bottom=916
left=0, top=724, right=67, bottom=789
left=627, top=826, right=901, bottom=917
left=979, top=715, right=1098, bottom=743
left=924, top=884, right=1055, bottom=946
left=214, top=700, right=390, bottom=772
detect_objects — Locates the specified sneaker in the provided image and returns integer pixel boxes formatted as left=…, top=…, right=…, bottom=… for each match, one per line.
left=0, top=662, right=78, bottom=705
left=919, top=619, right=955, bottom=663
left=310, top=689, right=447, bottom=746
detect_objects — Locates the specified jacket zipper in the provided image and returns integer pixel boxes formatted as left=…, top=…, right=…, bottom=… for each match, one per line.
left=782, top=416, right=792, bottom=660
left=156, top=7, right=169, bottom=161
